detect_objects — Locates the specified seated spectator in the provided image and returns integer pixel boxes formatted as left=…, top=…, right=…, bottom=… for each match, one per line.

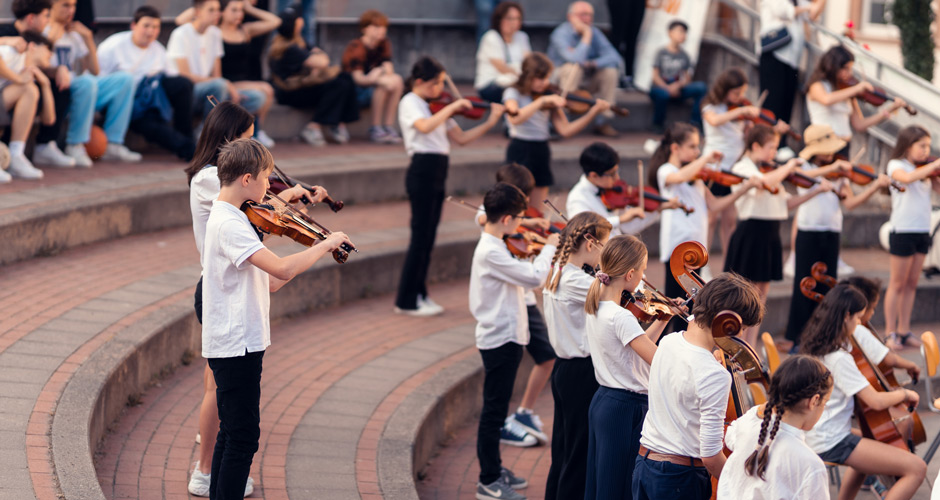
left=547, top=1, right=623, bottom=137
left=45, top=0, right=142, bottom=166
left=167, top=0, right=265, bottom=132
left=0, top=0, right=74, bottom=169
left=98, top=6, right=196, bottom=161
left=269, top=4, right=358, bottom=147
left=342, top=9, right=403, bottom=144
left=649, top=20, right=706, bottom=133
left=0, top=30, right=56, bottom=180
left=276, top=0, right=313, bottom=46
left=474, top=2, right=530, bottom=103
left=176, top=0, right=279, bottom=148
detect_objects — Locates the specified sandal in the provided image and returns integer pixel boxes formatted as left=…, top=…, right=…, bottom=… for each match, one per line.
left=898, top=331, right=922, bottom=348
left=886, top=332, right=903, bottom=351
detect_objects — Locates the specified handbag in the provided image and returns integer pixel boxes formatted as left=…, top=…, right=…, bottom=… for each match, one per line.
left=761, top=26, right=792, bottom=53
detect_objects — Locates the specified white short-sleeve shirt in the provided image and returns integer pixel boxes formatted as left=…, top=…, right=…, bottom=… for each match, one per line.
left=97, top=31, right=168, bottom=83
left=166, top=23, right=224, bottom=78
left=717, top=406, right=830, bottom=500
left=657, top=163, right=709, bottom=261
left=542, top=263, right=594, bottom=359
left=201, top=200, right=270, bottom=358
left=804, top=348, right=870, bottom=453
left=0, top=46, right=25, bottom=90
left=731, top=157, right=789, bottom=221
left=502, top=86, right=550, bottom=141
left=640, top=332, right=732, bottom=458
left=887, top=159, right=932, bottom=233
left=586, top=301, right=650, bottom=393
left=190, top=166, right=220, bottom=261
left=853, top=324, right=890, bottom=366
left=399, top=92, right=458, bottom=157
left=702, top=103, right=746, bottom=172
left=795, top=172, right=843, bottom=232
left=474, top=29, right=531, bottom=90
left=807, top=81, right=853, bottom=139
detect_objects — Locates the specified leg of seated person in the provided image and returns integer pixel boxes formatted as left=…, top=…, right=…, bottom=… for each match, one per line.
left=66, top=74, right=97, bottom=147
left=162, top=76, right=194, bottom=138
left=233, top=81, right=273, bottom=127
left=378, top=73, right=403, bottom=128
left=130, top=109, right=195, bottom=160
left=554, top=63, right=584, bottom=95
left=4, top=83, right=39, bottom=144
left=94, top=72, right=140, bottom=161
left=648, top=86, right=670, bottom=129
left=36, top=67, right=67, bottom=145
left=192, top=78, right=229, bottom=118
left=591, top=67, right=620, bottom=124
left=681, top=81, right=707, bottom=126
left=477, top=82, right=504, bottom=103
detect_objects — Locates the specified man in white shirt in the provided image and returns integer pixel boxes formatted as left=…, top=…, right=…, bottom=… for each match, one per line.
left=46, top=0, right=142, bottom=167
left=166, top=0, right=263, bottom=121
left=98, top=6, right=196, bottom=160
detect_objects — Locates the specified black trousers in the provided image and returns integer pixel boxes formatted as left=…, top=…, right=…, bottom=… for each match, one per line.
left=274, top=72, right=360, bottom=125
left=130, top=76, right=196, bottom=160
left=607, top=0, right=646, bottom=77
left=759, top=51, right=799, bottom=125
left=38, top=68, right=69, bottom=144
left=395, top=153, right=448, bottom=310
left=545, top=356, right=598, bottom=500
left=478, top=342, right=523, bottom=484
left=208, top=350, right=263, bottom=500
left=194, top=276, right=203, bottom=324
left=786, top=230, right=840, bottom=344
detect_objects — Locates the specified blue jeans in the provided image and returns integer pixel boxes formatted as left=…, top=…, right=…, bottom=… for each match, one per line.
left=277, top=0, right=316, bottom=46
left=67, top=72, right=136, bottom=145
left=192, top=78, right=264, bottom=117
left=474, top=0, right=503, bottom=42
left=632, top=451, right=711, bottom=500
left=649, top=81, right=707, bottom=127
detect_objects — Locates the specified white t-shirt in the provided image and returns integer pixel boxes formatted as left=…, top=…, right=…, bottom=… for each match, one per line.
left=97, top=31, right=168, bottom=83
left=731, top=157, right=789, bottom=221
left=503, top=86, right=550, bottom=141
left=758, top=0, right=810, bottom=70
left=640, top=332, right=732, bottom=458
left=0, top=46, right=25, bottom=90
left=586, top=301, right=650, bottom=393
left=190, top=165, right=220, bottom=261
left=201, top=200, right=270, bottom=358
left=399, top=92, right=458, bottom=157
left=474, top=29, right=531, bottom=90
left=854, top=324, right=890, bottom=366
left=717, top=406, right=830, bottom=500
left=45, top=28, right=89, bottom=75
left=887, top=159, right=932, bottom=233
left=804, top=348, right=870, bottom=453
left=807, top=81, right=852, bottom=139
left=703, top=103, right=746, bottom=172
left=796, top=172, right=843, bottom=232
left=469, top=232, right=556, bottom=350
left=166, top=23, right=224, bottom=78
left=657, top=163, right=709, bottom=262
left=566, top=174, right=659, bottom=236
left=542, top=263, right=593, bottom=359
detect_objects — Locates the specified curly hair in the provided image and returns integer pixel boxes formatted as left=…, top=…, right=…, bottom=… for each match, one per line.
left=799, top=284, right=867, bottom=357
left=544, top=212, right=612, bottom=293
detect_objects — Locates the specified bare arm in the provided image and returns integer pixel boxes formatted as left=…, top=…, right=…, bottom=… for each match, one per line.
left=787, top=180, right=833, bottom=210
left=651, top=67, right=668, bottom=88
left=842, top=175, right=889, bottom=211
left=702, top=105, right=758, bottom=127
left=856, top=386, right=918, bottom=411
left=173, top=57, right=210, bottom=83
left=628, top=334, right=658, bottom=366
left=175, top=7, right=195, bottom=26
left=892, top=159, right=940, bottom=183
left=413, top=99, right=471, bottom=134
left=32, top=67, right=55, bottom=124
left=247, top=232, right=351, bottom=290
left=242, top=2, right=282, bottom=38
left=552, top=100, right=608, bottom=137
left=447, top=104, right=505, bottom=145
left=807, top=80, right=869, bottom=107
left=705, top=176, right=762, bottom=212
left=489, top=58, right=516, bottom=75
left=664, top=152, right=722, bottom=185
left=702, top=452, right=727, bottom=480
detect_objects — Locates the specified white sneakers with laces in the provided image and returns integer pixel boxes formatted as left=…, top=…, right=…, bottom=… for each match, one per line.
left=188, top=461, right=255, bottom=497
left=8, top=154, right=43, bottom=179
left=101, top=143, right=143, bottom=162
left=64, top=144, right=93, bottom=168
left=33, top=141, right=76, bottom=168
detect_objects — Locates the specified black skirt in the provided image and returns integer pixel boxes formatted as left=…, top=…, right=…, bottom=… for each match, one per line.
left=723, top=219, right=783, bottom=282
left=506, top=138, right=553, bottom=187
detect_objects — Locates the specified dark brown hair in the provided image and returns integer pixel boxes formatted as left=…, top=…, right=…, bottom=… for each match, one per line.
left=809, top=45, right=854, bottom=86
left=745, top=355, right=833, bottom=480
left=703, top=67, right=747, bottom=106
left=890, top=125, right=930, bottom=160
left=649, top=122, right=699, bottom=186
left=496, top=163, right=535, bottom=197
left=745, top=124, right=778, bottom=152
left=840, top=276, right=881, bottom=307
left=799, top=283, right=868, bottom=357
left=691, top=272, right=765, bottom=329
left=133, top=5, right=160, bottom=23
left=513, top=52, right=553, bottom=96
left=11, top=0, right=51, bottom=20
left=185, top=101, right=255, bottom=184
left=490, top=1, right=523, bottom=32
left=483, top=182, right=527, bottom=223
left=217, top=138, right=273, bottom=186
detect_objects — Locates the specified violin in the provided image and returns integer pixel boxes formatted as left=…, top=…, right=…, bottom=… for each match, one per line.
left=915, top=156, right=940, bottom=178
left=242, top=193, right=357, bottom=264
left=759, top=161, right=848, bottom=200
left=731, top=99, right=802, bottom=142
left=268, top=164, right=344, bottom=212
left=599, top=180, right=694, bottom=214
left=831, top=155, right=905, bottom=191
left=445, top=196, right=550, bottom=258
left=524, top=205, right=565, bottom=237
left=838, top=76, right=917, bottom=116
left=534, top=85, right=630, bottom=117
left=429, top=91, right=516, bottom=119
left=698, top=167, right=780, bottom=194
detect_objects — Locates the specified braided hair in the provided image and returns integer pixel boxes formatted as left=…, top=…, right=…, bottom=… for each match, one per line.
left=544, top=212, right=612, bottom=293
left=744, top=355, right=833, bottom=480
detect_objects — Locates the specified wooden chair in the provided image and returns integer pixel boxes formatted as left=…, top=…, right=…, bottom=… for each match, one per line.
left=761, top=332, right=781, bottom=374
left=920, top=332, right=940, bottom=463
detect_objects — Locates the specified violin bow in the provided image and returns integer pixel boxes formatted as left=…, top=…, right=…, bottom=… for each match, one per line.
left=542, top=199, right=569, bottom=223
left=443, top=73, right=464, bottom=100
left=756, top=89, right=769, bottom=109
left=641, top=278, right=692, bottom=321
left=446, top=196, right=481, bottom=213
left=637, top=160, right=645, bottom=212
left=266, top=191, right=357, bottom=253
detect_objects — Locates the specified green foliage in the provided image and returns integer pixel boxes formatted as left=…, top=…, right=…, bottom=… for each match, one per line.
left=892, top=0, right=936, bottom=80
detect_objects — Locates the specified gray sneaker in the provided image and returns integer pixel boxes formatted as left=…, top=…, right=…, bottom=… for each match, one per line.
left=477, top=479, right=526, bottom=500
left=500, top=468, right=527, bottom=489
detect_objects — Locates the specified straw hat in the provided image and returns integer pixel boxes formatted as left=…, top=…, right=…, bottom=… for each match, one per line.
left=799, top=124, right=847, bottom=160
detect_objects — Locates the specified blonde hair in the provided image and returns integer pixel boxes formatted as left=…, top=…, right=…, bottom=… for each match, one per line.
left=544, top=212, right=613, bottom=293
left=584, top=235, right=647, bottom=315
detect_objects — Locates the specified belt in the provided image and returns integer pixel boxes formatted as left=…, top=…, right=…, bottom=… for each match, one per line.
left=638, top=445, right=705, bottom=467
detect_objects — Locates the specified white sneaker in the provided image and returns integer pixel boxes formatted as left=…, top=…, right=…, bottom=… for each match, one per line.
left=327, top=124, right=349, bottom=144
left=783, top=252, right=796, bottom=279
left=100, top=143, right=143, bottom=162
left=255, top=130, right=275, bottom=148
left=300, top=126, right=326, bottom=147
left=65, top=144, right=93, bottom=168
left=188, top=461, right=255, bottom=497
left=838, top=257, right=855, bottom=276
left=394, top=300, right=444, bottom=317
left=8, top=154, right=43, bottom=179
left=0, top=168, right=11, bottom=183
left=33, top=141, right=76, bottom=168
left=418, top=295, right=445, bottom=315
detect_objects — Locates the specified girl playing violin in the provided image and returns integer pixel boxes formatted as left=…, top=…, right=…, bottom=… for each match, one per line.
left=394, top=56, right=505, bottom=317
left=716, top=355, right=833, bottom=500
left=648, top=122, right=762, bottom=302
left=785, top=124, right=893, bottom=349
left=806, top=46, right=907, bottom=147
left=724, top=124, right=833, bottom=348
left=542, top=211, right=612, bottom=500
left=701, top=68, right=790, bottom=257
left=583, top=235, right=667, bottom=500
left=503, top=52, right=610, bottom=207
left=883, top=126, right=940, bottom=348
left=800, top=284, right=926, bottom=500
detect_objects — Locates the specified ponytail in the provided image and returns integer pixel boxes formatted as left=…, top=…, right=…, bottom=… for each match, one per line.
left=584, top=235, right=647, bottom=315
left=648, top=122, right=699, bottom=187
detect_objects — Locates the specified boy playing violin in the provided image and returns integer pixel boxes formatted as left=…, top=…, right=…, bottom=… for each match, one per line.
left=201, top=138, right=351, bottom=499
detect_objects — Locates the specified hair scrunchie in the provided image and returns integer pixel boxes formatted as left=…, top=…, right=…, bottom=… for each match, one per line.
left=596, top=272, right=610, bottom=285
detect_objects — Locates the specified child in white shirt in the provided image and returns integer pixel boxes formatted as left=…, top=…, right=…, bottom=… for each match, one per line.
left=634, top=272, right=765, bottom=500
left=717, top=355, right=832, bottom=500
left=469, top=182, right=559, bottom=500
